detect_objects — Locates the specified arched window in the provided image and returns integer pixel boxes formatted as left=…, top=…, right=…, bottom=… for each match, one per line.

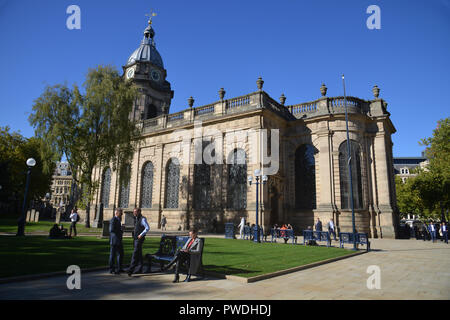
left=101, top=167, right=111, bottom=208
left=118, top=165, right=131, bottom=209
left=295, top=144, right=316, bottom=209
left=339, top=140, right=363, bottom=210
left=227, top=149, right=247, bottom=210
left=140, top=161, right=154, bottom=208
left=165, top=158, right=180, bottom=208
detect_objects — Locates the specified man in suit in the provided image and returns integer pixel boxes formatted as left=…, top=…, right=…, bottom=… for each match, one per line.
left=315, top=218, right=322, bottom=232
left=109, top=208, right=124, bottom=274
left=327, top=218, right=337, bottom=240
left=163, top=228, right=203, bottom=283
left=127, top=208, right=150, bottom=276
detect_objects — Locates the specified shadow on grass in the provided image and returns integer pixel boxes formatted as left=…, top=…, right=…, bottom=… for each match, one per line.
left=203, top=265, right=259, bottom=276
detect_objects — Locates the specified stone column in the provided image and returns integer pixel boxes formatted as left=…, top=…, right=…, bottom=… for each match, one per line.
left=315, top=129, right=334, bottom=218
left=373, top=132, right=397, bottom=238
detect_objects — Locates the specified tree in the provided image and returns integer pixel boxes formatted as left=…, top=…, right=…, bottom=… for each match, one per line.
left=413, top=118, right=450, bottom=221
left=0, top=127, right=55, bottom=216
left=29, top=65, right=139, bottom=227
left=395, top=176, right=423, bottom=219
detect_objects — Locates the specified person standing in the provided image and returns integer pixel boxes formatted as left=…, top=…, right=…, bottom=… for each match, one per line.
left=238, top=217, right=245, bottom=239
left=127, top=208, right=150, bottom=276
left=163, top=228, right=202, bottom=283
left=161, top=215, right=167, bottom=231
left=109, top=208, right=124, bottom=274
left=315, top=218, right=322, bottom=232
left=441, top=222, right=448, bottom=244
left=328, top=218, right=337, bottom=240
left=69, top=208, right=78, bottom=237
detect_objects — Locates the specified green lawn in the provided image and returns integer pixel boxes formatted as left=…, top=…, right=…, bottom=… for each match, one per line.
left=0, top=219, right=102, bottom=234
left=0, top=235, right=353, bottom=279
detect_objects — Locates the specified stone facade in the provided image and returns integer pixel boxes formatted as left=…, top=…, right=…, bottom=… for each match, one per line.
left=81, top=18, right=399, bottom=238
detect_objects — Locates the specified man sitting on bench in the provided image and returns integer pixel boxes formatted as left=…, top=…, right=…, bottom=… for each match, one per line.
left=163, top=228, right=202, bottom=283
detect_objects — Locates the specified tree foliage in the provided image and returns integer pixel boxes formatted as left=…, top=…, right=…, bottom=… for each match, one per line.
left=28, top=65, right=139, bottom=226
left=397, top=118, right=450, bottom=221
left=0, top=127, right=55, bottom=215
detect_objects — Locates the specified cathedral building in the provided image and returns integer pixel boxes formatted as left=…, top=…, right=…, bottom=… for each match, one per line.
left=86, top=17, right=399, bottom=238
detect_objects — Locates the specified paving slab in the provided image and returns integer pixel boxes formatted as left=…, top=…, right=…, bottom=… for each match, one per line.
left=0, top=238, right=449, bottom=300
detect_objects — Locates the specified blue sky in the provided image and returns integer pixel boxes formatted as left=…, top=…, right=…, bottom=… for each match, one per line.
left=0, top=0, right=449, bottom=157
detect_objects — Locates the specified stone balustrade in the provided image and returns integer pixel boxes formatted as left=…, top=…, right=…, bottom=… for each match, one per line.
left=141, top=90, right=380, bottom=133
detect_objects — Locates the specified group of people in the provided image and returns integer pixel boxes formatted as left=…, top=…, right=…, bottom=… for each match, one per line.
left=314, top=217, right=337, bottom=240
left=420, top=221, right=448, bottom=244
left=109, top=208, right=201, bottom=282
left=48, top=208, right=79, bottom=239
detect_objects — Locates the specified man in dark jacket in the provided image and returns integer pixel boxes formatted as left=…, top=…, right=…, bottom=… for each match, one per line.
left=315, top=218, right=323, bottom=232
left=127, top=208, right=149, bottom=276
left=109, top=208, right=124, bottom=274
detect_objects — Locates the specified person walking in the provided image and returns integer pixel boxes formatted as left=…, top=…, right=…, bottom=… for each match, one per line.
left=315, top=218, right=322, bottom=232
left=127, top=208, right=150, bottom=276
left=238, top=217, right=246, bottom=239
left=69, top=208, right=79, bottom=237
left=441, top=222, right=448, bottom=244
left=327, top=218, right=337, bottom=240
left=109, top=208, right=124, bottom=274
left=161, top=215, right=167, bottom=231
left=429, top=222, right=437, bottom=243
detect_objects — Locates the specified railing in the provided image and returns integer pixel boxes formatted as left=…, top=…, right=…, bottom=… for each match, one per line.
left=167, top=111, right=184, bottom=122
left=329, top=96, right=363, bottom=109
left=289, top=101, right=317, bottom=114
left=194, top=103, right=215, bottom=116
left=226, top=94, right=252, bottom=109
left=142, top=117, right=159, bottom=128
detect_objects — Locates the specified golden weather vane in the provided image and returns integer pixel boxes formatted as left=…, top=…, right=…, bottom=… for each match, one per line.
left=145, top=9, right=157, bottom=25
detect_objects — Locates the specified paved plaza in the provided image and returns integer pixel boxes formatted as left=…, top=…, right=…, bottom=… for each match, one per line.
left=0, top=238, right=449, bottom=300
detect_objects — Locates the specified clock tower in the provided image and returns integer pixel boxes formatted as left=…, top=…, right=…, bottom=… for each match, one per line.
left=123, top=15, right=173, bottom=121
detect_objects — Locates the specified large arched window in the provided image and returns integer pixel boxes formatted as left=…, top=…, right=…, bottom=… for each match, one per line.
left=295, top=144, right=316, bottom=209
left=165, top=158, right=180, bottom=208
left=227, top=149, right=247, bottom=210
left=118, top=165, right=131, bottom=209
left=140, top=161, right=154, bottom=208
left=339, top=140, right=363, bottom=209
left=101, top=167, right=111, bottom=208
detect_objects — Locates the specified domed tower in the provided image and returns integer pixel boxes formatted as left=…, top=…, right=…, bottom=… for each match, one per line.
left=123, top=14, right=174, bottom=121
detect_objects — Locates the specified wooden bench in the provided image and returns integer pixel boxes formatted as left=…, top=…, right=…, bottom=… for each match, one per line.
left=339, top=232, right=370, bottom=251
left=303, top=230, right=331, bottom=247
left=270, top=228, right=297, bottom=244
left=145, top=235, right=205, bottom=273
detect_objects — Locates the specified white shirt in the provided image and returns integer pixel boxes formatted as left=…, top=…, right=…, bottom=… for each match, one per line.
left=70, top=212, right=78, bottom=222
left=430, top=224, right=435, bottom=232
left=138, top=216, right=150, bottom=238
left=238, top=218, right=245, bottom=230
left=329, top=220, right=335, bottom=229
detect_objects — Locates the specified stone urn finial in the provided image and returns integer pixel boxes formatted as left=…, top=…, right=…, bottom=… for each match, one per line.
left=188, top=96, right=195, bottom=108
left=279, top=93, right=286, bottom=106
left=372, top=85, right=380, bottom=99
left=218, top=88, right=226, bottom=100
left=320, top=83, right=327, bottom=97
left=257, top=77, right=264, bottom=91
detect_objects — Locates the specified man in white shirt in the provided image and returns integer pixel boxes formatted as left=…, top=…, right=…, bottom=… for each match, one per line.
left=327, top=218, right=337, bottom=240
left=69, top=208, right=79, bottom=237
left=441, top=222, right=448, bottom=244
left=238, top=217, right=245, bottom=239
left=429, top=222, right=436, bottom=243
left=127, top=208, right=150, bottom=276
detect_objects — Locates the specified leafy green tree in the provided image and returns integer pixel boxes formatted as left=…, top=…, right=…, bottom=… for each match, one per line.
left=0, top=127, right=55, bottom=216
left=29, top=65, right=139, bottom=227
left=395, top=176, right=423, bottom=219
left=413, top=118, right=450, bottom=221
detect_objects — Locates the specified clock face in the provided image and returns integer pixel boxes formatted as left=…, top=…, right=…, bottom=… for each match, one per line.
left=151, top=69, right=161, bottom=82
left=126, top=68, right=135, bottom=79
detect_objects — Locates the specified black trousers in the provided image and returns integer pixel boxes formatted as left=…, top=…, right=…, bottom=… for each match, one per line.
left=129, top=238, right=145, bottom=273
left=69, top=222, right=77, bottom=236
left=109, top=243, right=124, bottom=272
left=167, top=250, right=191, bottom=276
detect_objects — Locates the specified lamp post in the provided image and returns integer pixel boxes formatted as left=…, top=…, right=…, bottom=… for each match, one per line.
left=248, top=169, right=268, bottom=243
left=17, top=158, right=36, bottom=236
left=342, top=75, right=357, bottom=250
